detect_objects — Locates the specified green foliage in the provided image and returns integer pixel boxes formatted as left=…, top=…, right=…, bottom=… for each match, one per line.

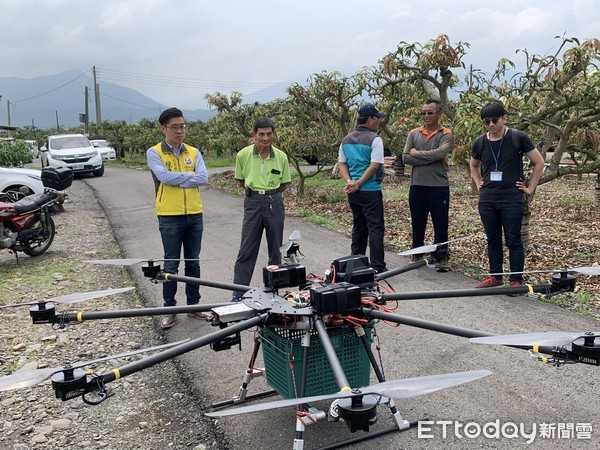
left=295, top=209, right=342, bottom=230
left=203, top=156, right=236, bottom=168
left=0, top=139, right=31, bottom=167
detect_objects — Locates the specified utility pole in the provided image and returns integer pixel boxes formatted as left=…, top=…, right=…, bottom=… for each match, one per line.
left=84, top=86, right=90, bottom=135
left=93, top=65, right=102, bottom=123
left=31, top=119, right=38, bottom=142
left=55, top=111, right=60, bottom=132
left=6, top=99, right=12, bottom=137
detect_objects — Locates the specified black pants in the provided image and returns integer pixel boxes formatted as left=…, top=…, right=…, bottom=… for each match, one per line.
left=347, top=190, right=386, bottom=272
left=409, top=185, right=449, bottom=249
left=232, top=193, right=285, bottom=298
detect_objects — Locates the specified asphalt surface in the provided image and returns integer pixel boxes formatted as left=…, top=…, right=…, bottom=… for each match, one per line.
left=80, top=166, right=599, bottom=450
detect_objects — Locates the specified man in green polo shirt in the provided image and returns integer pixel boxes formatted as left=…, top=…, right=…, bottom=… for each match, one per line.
left=231, top=117, right=291, bottom=301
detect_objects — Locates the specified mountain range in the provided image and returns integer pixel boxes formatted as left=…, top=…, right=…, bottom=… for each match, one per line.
left=0, top=70, right=290, bottom=129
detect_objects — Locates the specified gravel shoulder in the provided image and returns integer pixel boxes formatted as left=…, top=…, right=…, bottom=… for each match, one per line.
left=0, top=180, right=227, bottom=450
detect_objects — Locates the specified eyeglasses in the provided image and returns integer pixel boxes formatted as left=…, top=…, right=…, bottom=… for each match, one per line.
left=166, top=124, right=186, bottom=132
left=482, top=117, right=501, bottom=125
left=421, top=111, right=438, bottom=116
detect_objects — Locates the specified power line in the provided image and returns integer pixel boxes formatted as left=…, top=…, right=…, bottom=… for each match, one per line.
left=100, top=92, right=158, bottom=111
left=97, top=67, right=290, bottom=92
left=13, top=69, right=93, bottom=104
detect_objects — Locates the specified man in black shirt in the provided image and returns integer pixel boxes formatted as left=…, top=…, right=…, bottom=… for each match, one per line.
left=469, top=101, right=544, bottom=288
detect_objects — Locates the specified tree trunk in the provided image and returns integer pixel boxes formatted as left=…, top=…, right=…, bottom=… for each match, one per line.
left=596, top=171, right=600, bottom=207
left=521, top=193, right=534, bottom=252
left=394, top=158, right=405, bottom=178
left=330, top=162, right=341, bottom=179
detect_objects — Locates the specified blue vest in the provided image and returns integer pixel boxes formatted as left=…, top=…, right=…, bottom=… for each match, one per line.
left=341, top=126, right=382, bottom=191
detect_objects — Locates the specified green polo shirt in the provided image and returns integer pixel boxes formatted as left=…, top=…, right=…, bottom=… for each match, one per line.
left=234, top=144, right=291, bottom=190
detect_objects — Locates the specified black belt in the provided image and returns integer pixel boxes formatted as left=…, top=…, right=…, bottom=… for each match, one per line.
left=245, top=188, right=280, bottom=196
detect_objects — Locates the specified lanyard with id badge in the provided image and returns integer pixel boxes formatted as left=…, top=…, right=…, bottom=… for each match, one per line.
left=489, top=132, right=505, bottom=182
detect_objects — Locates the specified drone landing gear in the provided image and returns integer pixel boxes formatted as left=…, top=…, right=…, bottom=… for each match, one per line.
left=290, top=320, right=422, bottom=450
left=212, top=331, right=277, bottom=408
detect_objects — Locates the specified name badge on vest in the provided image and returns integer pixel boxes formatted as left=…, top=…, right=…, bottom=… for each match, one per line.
left=490, top=171, right=503, bottom=182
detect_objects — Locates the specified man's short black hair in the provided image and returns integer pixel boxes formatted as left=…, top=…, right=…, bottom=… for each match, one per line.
left=480, top=101, right=506, bottom=119
left=159, top=107, right=184, bottom=125
left=253, top=117, right=276, bottom=133
left=425, top=99, right=442, bottom=112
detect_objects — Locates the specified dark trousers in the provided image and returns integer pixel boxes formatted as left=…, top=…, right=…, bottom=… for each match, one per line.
left=348, top=190, right=386, bottom=272
left=158, top=213, right=203, bottom=307
left=478, top=201, right=524, bottom=282
left=233, top=193, right=285, bottom=298
left=409, top=185, right=450, bottom=250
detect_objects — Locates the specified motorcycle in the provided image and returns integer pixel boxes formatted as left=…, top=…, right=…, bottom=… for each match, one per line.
left=0, top=167, right=72, bottom=260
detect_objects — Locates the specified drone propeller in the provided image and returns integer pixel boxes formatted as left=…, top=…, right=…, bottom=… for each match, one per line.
left=487, top=266, right=600, bottom=277
left=86, top=258, right=199, bottom=266
left=470, top=332, right=600, bottom=348
left=206, top=369, right=492, bottom=417
left=279, top=230, right=301, bottom=253
left=0, top=339, right=190, bottom=392
left=398, top=236, right=473, bottom=256
left=0, top=287, right=135, bottom=310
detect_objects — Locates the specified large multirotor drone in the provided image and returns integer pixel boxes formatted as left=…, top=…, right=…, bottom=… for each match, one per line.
left=1, top=231, right=598, bottom=449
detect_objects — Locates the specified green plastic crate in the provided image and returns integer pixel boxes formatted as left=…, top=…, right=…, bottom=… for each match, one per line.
left=259, top=324, right=372, bottom=399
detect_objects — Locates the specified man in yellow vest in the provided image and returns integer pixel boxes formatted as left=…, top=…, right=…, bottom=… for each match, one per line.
left=147, top=107, right=208, bottom=329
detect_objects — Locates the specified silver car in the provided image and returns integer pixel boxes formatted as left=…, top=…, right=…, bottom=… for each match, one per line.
left=41, top=134, right=104, bottom=177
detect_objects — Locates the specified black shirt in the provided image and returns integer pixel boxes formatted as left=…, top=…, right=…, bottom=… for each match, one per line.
left=472, top=128, right=535, bottom=203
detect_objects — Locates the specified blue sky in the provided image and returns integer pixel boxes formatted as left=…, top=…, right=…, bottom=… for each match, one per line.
left=1, top=0, right=598, bottom=108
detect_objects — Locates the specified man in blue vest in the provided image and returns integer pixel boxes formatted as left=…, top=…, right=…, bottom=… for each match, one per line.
left=338, top=104, right=387, bottom=273
left=147, top=107, right=208, bottom=329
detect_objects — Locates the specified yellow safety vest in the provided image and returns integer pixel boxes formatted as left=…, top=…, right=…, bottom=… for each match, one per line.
left=151, top=142, right=203, bottom=216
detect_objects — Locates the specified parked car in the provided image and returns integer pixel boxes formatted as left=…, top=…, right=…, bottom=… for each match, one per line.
left=89, top=138, right=116, bottom=161
left=40, top=134, right=104, bottom=176
left=0, top=166, right=45, bottom=196
left=25, top=140, right=39, bottom=159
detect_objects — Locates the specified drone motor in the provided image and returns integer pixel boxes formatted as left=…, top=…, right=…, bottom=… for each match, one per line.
left=141, top=261, right=161, bottom=279
left=29, top=302, right=56, bottom=323
left=51, top=368, right=88, bottom=401
left=551, top=272, right=576, bottom=292
left=336, top=394, right=378, bottom=432
left=571, top=333, right=600, bottom=366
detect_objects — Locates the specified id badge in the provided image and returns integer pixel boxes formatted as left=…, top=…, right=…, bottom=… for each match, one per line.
left=490, top=171, right=503, bottom=182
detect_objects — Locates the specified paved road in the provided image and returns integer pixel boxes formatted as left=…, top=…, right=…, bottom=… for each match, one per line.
left=80, top=167, right=598, bottom=450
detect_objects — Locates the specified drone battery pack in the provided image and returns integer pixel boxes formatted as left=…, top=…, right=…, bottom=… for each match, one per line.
left=332, top=255, right=376, bottom=286
left=310, top=282, right=362, bottom=315
left=41, top=166, right=73, bottom=190
left=263, top=264, right=307, bottom=289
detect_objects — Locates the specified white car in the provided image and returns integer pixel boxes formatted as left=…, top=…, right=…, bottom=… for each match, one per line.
left=89, top=139, right=116, bottom=161
left=41, top=134, right=104, bottom=177
left=0, top=166, right=45, bottom=196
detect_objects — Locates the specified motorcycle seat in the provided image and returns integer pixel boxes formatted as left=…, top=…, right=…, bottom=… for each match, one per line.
left=13, top=193, right=56, bottom=214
